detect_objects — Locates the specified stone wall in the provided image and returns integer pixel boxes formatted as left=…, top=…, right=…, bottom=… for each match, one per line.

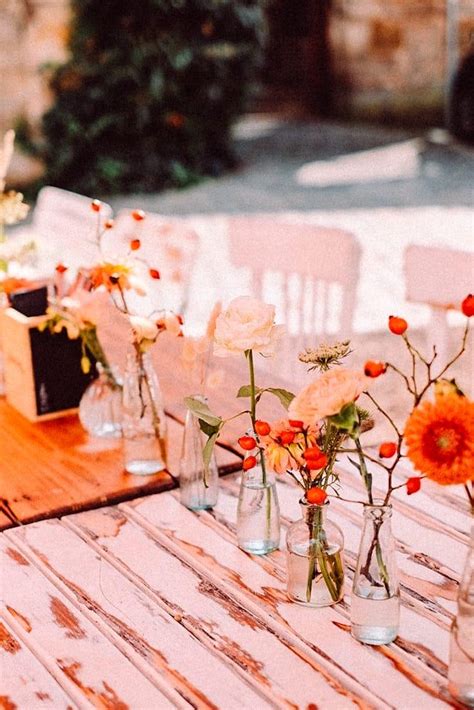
left=0, top=0, right=70, bottom=184
left=329, top=0, right=474, bottom=123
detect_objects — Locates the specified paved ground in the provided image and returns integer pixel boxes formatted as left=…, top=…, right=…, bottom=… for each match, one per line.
left=109, top=117, right=474, bottom=214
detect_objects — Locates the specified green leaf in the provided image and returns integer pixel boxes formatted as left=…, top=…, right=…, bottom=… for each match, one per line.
left=184, top=397, right=222, bottom=427
left=327, top=402, right=359, bottom=433
left=265, top=387, right=295, bottom=410
left=199, top=419, right=220, bottom=437
left=202, top=432, right=219, bottom=475
left=237, top=384, right=253, bottom=398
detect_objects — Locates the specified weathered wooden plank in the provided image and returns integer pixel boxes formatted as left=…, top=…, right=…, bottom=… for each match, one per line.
left=0, top=536, right=184, bottom=709
left=65, top=505, right=369, bottom=709
left=8, top=519, right=276, bottom=710
left=0, top=615, right=79, bottom=709
left=122, top=490, right=456, bottom=709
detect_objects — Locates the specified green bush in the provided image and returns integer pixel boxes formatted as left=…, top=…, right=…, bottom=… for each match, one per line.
left=32, top=0, right=264, bottom=194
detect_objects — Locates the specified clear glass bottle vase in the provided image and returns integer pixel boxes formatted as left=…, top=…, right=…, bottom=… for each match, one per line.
left=448, top=527, right=474, bottom=707
left=122, top=350, right=167, bottom=475
left=286, top=498, right=344, bottom=607
left=79, top=364, right=123, bottom=438
left=179, top=395, right=219, bottom=510
left=236, top=462, right=280, bottom=555
left=351, top=501, right=400, bottom=645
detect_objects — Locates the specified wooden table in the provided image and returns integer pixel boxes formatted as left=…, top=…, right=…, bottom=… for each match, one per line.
left=1, top=454, right=470, bottom=709
left=0, top=334, right=244, bottom=530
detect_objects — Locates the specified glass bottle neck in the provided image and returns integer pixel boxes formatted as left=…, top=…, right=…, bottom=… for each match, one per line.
left=363, top=500, right=392, bottom=523
left=299, top=498, right=328, bottom=525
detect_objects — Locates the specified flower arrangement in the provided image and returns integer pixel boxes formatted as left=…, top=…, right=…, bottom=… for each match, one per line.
left=186, top=296, right=291, bottom=552
left=0, top=130, right=34, bottom=274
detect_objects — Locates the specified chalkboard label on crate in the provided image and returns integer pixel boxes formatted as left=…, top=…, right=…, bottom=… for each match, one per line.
left=29, top=328, right=97, bottom=416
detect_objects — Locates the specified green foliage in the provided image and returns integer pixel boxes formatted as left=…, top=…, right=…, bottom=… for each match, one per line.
left=237, top=384, right=295, bottom=409
left=32, top=0, right=265, bottom=194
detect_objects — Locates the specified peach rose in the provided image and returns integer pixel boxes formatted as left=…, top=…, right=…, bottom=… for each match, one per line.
left=289, top=368, right=370, bottom=426
left=214, top=296, right=284, bottom=357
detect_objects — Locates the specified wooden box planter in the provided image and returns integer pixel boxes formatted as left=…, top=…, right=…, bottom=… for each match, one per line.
left=1, top=307, right=95, bottom=421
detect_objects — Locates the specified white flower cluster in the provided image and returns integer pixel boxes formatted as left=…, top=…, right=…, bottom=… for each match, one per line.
left=299, top=341, right=352, bottom=371
left=0, top=191, right=30, bottom=226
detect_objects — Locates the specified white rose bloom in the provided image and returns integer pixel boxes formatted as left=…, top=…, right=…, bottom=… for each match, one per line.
left=213, top=296, right=285, bottom=357
left=129, top=315, right=158, bottom=343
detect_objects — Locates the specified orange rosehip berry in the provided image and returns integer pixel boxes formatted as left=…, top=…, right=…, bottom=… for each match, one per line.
left=130, top=238, right=141, bottom=251
left=91, top=199, right=102, bottom=212
left=238, top=435, right=256, bottom=451
left=379, top=442, right=397, bottom=458
left=131, top=209, right=145, bottom=221
left=55, top=263, right=68, bottom=274
left=306, top=487, right=328, bottom=505
left=149, top=269, right=161, bottom=280
left=243, top=455, right=257, bottom=471
left=177, top=314, right=184, bottom=325
left=462, top=294, right=474, bottom=317
left=303, top=446, right=322, bottom=460
left=406, top=477, right=421, bottom=495
left=289, top=419, right=304, bottom=429
left=280, top=430, right=296, bottom=445
left=388, top=315, right=408, bottom=335
left=255, top=420, right=271, bottom=436
left=104, top=219, right=114, bottom=229
left=306, top=453, right=328, bottom=470
left=364, top=360, right=387, bottom=378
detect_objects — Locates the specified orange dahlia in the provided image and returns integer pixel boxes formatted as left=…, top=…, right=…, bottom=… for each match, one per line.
left=404, top=395, right=474, bottom=485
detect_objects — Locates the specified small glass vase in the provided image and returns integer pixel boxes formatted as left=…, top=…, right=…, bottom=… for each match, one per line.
left=351, top=501, right=400, bottom=645
left=122, top=350, right=168, bottom=475
left=286, top=498, right=344, bottom=607
left=448, top=527, right=474, bottom=706
left=78, top=365, right=123, bottom=438
left=236, top=463, right=280, bottom=555
left=179, top=394, right=219, bottom=510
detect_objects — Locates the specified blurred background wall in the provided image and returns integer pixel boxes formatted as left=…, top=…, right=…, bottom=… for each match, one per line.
left=2, top=0, right=473, bottom=185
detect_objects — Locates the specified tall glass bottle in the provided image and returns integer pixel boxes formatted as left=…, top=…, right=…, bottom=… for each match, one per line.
left=351, top=501, right=400, bottom=645
left=237, top=463, right=280, bottom=555
left=179, top=395, right=219, bottom=510
left=286, top=498, right=344, bottom=607
left=122, top=350, right=167, bottom=475
left=448, top=527, right=474, bottom=707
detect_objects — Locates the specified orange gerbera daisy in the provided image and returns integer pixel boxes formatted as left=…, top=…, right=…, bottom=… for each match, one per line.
left=404, top=394, right=474, bottom=485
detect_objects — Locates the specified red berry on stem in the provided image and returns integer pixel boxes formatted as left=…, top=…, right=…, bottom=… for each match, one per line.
left=131, top=209, right=145, bottom=221
left=243, top=455, right=257, bottom=471
left=306, top=453, right=328, bottom=470
left=104, top=219, right=114, bottom=229
left=238, top=436, right=256, bottom=451
left=388, top=315, right=408, bottom=335
left=461, top=294, right=474, bottom=317
left=289, top=419, right=304, bottom=429
left=306, top=487, right=328, bottom=505
left=149, top=269, right=160, bottom=280
left=379, top=442, right=397, bottom=458
left=303, top=446, right=322, bottom=460
left=255, top=420, right=271, bottom=436
left=91, top=199, right=101, bottom=212
left=406, top=477, right=421, bottom=495
left=364, top=360, right=386, bottom=378
left=55, top=263, right=68, bottom=274
left=280, top=430, right=295, bottom=445
left=130, top=238, right=141, bottom=251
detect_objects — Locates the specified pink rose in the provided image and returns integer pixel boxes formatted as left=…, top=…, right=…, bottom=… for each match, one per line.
left=214, top=296, right=285, bottom=358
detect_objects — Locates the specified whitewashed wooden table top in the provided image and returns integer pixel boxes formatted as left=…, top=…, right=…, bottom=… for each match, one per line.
left=1, top=457, right=470, bottom=710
